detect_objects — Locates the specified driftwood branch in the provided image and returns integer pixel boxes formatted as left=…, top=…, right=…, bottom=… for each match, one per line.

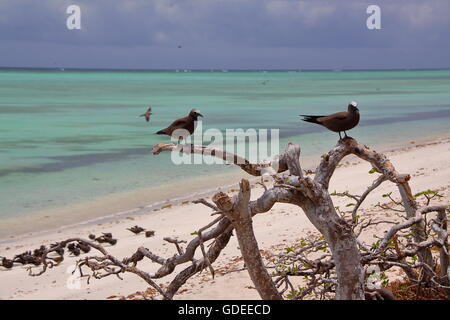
left=12, top=137, right=447, bottom=301
left=151, top=142, right=302, bottom=176
left=214, top=179, right=283, bottom=300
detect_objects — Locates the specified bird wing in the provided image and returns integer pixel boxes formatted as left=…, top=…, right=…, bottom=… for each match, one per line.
left=316, top=111, right=348, bottom=123
left=158, top=117, right=189, bottom=135
left=169, top=118, right=189, bottom=128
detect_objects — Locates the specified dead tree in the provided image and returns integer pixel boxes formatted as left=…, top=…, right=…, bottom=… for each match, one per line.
left=15, top=138, right=449, bottom=300
left=150, top=138, right=447, bottom=299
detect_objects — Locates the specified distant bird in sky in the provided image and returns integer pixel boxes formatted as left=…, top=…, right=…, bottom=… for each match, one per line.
left=156, top=108, right=204, bottom=142
left=300, top=101, right=360, bottom=139
left=140, top=107, right=152, bottom=122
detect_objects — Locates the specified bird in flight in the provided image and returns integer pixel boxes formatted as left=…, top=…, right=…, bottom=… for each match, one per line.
left=156, top=108, right=204, bottom=143
left=300, top=101, right=360, bottom=139
left=140, top=107, right=152, bottom=122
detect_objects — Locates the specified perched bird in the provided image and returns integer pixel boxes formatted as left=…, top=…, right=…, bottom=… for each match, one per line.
left=156, top=109, right=203, bottom=143
left=127, top=225, right=145, bottom=235
left=300, top=101, right=360, bottom=139
left=140, top=107, right=152, bottom=122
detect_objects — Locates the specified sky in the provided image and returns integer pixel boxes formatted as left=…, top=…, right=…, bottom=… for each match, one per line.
left=0, top=0, right=449, bottom=70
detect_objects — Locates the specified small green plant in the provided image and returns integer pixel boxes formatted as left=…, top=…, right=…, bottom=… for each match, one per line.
left=285, top=286, right=305, bottom=299
left=380, top=272, right=389, bottom=287
left=414, top=189, right=444, bottom=206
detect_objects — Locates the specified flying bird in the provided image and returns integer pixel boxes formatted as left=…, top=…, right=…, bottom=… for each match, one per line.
left=140, top=107, right=152, bottom=122
left=300, top=101, right=360, bottom=139
left=156, top=108, right=204, bottom=142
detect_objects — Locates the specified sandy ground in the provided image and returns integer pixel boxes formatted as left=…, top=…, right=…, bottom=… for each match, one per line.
left=0, top=138, right=449, bottom=300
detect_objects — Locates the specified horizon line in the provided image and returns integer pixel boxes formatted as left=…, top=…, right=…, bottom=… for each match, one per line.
left=1, top=66, right=450, bottom=72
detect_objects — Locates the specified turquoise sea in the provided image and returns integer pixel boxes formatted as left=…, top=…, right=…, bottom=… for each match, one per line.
left=1, top=69, right=450, bottom=236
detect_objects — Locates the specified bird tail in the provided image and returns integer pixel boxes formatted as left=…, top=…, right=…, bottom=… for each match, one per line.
left=300, top=115, right=322, bottom=124
left=139, top=114, right=145, bottom=117
left=156, top=129, right=167, bottom=135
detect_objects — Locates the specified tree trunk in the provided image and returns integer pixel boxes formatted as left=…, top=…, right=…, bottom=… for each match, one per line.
left=298, top=193, right=365, bottom=299
left=214, top=179, right=283, bottom=300
left=397, top=183, right=434, bottom=282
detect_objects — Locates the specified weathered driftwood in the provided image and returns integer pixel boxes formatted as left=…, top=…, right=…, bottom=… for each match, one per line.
left=153, top=139, right=367, bottom=299
left=213, top=180, right=283, bottom=300
left=151, top=137, right=448, bottom=299
left=151, top=142, right=300, bottom=176
left=21, top=137, right=449, bottom=300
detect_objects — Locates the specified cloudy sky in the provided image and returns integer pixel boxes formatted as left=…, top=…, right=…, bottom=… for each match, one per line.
left=1, top=0, right=449, bottom=69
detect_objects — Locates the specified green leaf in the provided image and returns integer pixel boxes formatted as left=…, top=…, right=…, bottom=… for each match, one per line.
left=346, top=203, right=355, bottom=207
left=414, top=189, right=443, bottom=198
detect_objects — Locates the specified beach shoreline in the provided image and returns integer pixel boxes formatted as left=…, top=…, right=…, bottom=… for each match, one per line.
left=0, top=135, right=448, bottom=299
left=1, top=133, right=449, bottom=244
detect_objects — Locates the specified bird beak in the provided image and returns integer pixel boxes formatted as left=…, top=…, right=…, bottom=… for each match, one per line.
left=198, top=113, right=204, bottom=118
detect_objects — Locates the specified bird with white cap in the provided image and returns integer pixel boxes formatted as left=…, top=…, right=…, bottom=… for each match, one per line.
left=300, top=101, right=360, bottom=139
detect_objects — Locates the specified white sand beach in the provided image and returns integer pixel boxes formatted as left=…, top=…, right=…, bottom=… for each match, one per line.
left=0, top=137, right=449, bottom=300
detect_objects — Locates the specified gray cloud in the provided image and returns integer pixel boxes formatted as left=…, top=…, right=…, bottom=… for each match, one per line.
left=0, top=0, right=449, bottom=69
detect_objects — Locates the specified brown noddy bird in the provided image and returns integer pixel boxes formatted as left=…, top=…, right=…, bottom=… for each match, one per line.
left=139, top=107, right=152, bottom=122
left=300, top=101, right=360, bottom=139
left=156, top=108, right=203, bottom=142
